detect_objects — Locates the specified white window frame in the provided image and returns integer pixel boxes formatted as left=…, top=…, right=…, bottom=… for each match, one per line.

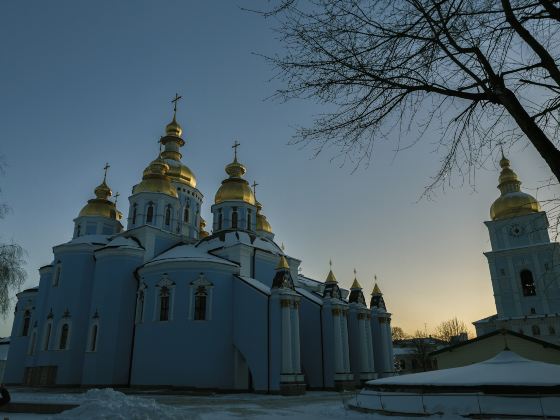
left=56, top=319, right=72, bottom=351
left=188, top=273, right=214, bottom=321
left=153, top=275, right=175, bottom=322
left=87, top=321, right=99, bottom=352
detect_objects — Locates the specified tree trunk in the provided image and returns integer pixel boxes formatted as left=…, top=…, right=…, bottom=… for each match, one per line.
left=497, top=86, right=560, bottom=183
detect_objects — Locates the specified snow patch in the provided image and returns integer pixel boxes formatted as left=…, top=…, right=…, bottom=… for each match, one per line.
left=51, top=388, right=191, bottom=420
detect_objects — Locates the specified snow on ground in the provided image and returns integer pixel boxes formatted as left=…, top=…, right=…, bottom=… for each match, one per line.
left=7, top=388, right=463, bottom=419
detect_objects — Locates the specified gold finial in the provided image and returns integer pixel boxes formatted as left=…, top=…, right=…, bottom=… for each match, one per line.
left=351, top=268, right=362, bottom=289
left=232, top=140, right=241, bottom=161
left=171, top=93, right=183, bottom=117
left=326, top=259, right=337, bottom=283
left=103, top=162, right=110, bottom=183
left=276, top=254, right=290, bottom=270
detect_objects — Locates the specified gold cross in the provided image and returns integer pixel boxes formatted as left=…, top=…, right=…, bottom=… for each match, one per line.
left=232, top=140, right=241, bottom=160
left=354, top=268, right=357, bottom=278
left=114, top=192, right=120, bottom=206
left=252, top=181, right=259, bottom=197
left=171, top=93, right=182, bottom=114
left=103, top=162, right=110, bottom=182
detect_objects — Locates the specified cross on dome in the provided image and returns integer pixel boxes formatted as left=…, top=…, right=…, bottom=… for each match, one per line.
left=171, top=93, right=183, bottom=115
left=232, top=140, right=241, bottom=161
left=103, top=162, right=110, bottom=182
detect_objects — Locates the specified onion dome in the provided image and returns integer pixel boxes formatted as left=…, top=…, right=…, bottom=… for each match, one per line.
left=78, top=179, right=121, bottom=220
left=159, top=113, right=197, bottom=188
left=214, top=155, right=256, bottom=205
left=199, top=217, right=209, bottom=238
left=256, top=201, right=272, bottom=233
left=349, top=270, right=366, bottom=305
left=490, top=155, right=540, bottom=220
left=133, top=155, right=178, bottom=198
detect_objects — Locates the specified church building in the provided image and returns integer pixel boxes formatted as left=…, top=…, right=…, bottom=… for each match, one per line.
left=6, top=104, right=394, bottom=392
left=474, top=154, right=560, bottom=344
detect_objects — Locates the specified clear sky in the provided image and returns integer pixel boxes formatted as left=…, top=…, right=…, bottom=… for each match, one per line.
left=0, top=1, right=557, bottom=338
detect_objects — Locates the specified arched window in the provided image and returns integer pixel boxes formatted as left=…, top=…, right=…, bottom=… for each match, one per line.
left=59, top=323, right=70, bottom=350
left=189, top=273, right=213, bottom=321
left=43, top=322, right=52, bottom=351
left=165, top=205, right=171, bottom=226
left=90, top=324, right=98, bottom=352
left=146, top=204, right=154, bottom=224
left=247, top=209, right=252, bottom=230
left=411, top=359, right=418, bottom=369
left=232, top=207, right=238, bottom=229
left=218, top=209, right=223, bottom=230
left=194, top=286, right=208, bottom=320
left=159, top=286, right=170, bottom=321
left=76, top=224, right=81, bottom=237
left=22, top=310, right=31, bottom=336
left=550, top=326, right=556, bottom=335
left=520, top=270, right=536, bottom=296
left=53, top=263, right=61, bottom=287
left=132, top=204, right=137, bottom=224
left=184, top=206, right=189, bottom=223
left=532, top=325, right=541, bottom=336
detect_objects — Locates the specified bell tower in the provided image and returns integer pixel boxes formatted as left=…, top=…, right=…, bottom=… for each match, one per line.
left=475, top=154, right=560, bottom=342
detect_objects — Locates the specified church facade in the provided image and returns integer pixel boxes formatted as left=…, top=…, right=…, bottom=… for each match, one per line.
left=474, top=155, right=560, bottom=344
left=6, top=108, right=394, bottom=393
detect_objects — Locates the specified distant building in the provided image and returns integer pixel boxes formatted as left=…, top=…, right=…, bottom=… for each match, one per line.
left=393, top=337, right=446, bottom=375
left=474, top=154, right=560, bottom=343
left=430, top=329, right=560, bottom=369
left=5, top=107, right=394, bottom=392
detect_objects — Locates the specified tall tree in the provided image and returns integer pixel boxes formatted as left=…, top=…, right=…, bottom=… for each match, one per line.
left=0, top=161, right=26, bottom=316
left=256, top=0, right=560, bottom=191
left=434, top=316, right=470, bottom=342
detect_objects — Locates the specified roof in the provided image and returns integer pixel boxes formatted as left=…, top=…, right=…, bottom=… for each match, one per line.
left=367, top=350, right=560, bottom=389
left=197, top=231, right=283, bottom=255
left=237, top=276, right=271, bottom=296
left=143, top=244, right=238, bottom=269
left=430, top=329, right=560, bottom=356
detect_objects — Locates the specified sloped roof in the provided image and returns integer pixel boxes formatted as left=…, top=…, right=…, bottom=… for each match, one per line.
left=367, top=350, right=560, bottom=388
left=430, top=329, right=560, bottom=356
left=143, top=244, right=238, bottom=268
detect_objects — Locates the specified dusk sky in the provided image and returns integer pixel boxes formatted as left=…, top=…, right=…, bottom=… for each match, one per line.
left=0, top=1, right=557, bottom=337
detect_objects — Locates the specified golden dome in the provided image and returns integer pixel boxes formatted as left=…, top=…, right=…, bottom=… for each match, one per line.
left=165, top=114, right=183, bottom=138
left=199, top=218, right=209, bottom=238
left=214, top=157, right=256, bottom=205
left=256, top=201, right=272, bottom=233
left=372, top=283, right=382, bottom=295
left=78, top=180, right=121, bottom=220
left=165, top=159, right=197, bottom=188
left=490, top=156, right=540, bottom=220
left=133, top=155, right=178, bottom=198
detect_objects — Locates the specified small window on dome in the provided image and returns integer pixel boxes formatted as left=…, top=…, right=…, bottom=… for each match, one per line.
left=165, top=205, right=171, bottom=226
left=232, top=207, right=238, bottom=229
left=218, top=209, right=223, bottom=230
left=247, top=209, right=252, bottom=230
left=532, top=325, right=541, bottom=336
left=132, top=204, right=137, bottom=225
left=146, top=204, right=154, bottom=224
